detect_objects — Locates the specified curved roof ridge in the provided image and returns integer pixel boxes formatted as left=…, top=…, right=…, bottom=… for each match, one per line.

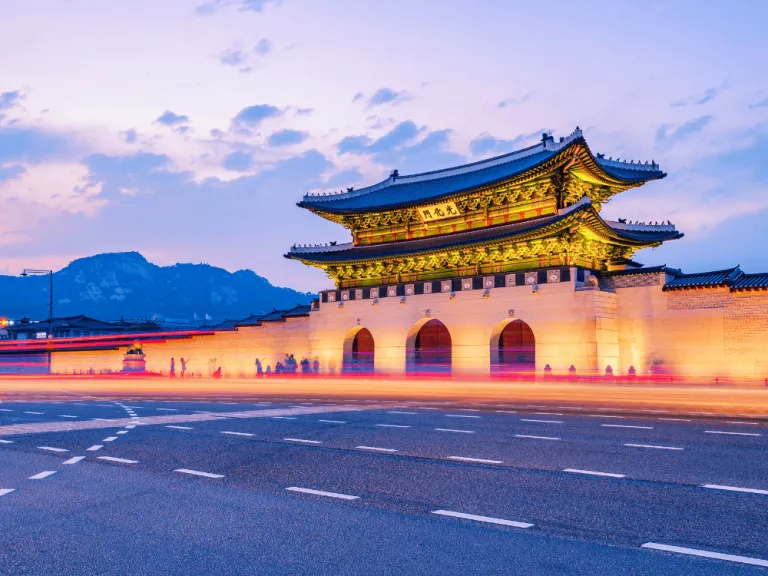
left=303, top=127, right=585, bottom=204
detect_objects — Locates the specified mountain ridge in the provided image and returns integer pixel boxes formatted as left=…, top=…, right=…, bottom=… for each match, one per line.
left=0, top=251, right=313, bottom=323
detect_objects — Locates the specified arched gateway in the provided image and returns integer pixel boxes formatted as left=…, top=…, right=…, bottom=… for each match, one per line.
left=490, top=319, right=535, bottom=374
left=406, top=319, right=452, bottom=374
left=342, top=327, right=375, bottom=373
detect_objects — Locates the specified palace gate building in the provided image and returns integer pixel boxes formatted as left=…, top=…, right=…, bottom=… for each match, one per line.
left=5, top=128, right=768, bottom=380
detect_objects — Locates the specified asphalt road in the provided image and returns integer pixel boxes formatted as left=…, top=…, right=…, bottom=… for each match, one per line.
left=1, top=393, right=767, bottom=575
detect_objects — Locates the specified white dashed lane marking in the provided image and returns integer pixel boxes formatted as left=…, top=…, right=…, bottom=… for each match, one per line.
left=0, top=408, right=13, bottom=412
left=174, top=468, right=224, bottom=479
left=515, top=434, right=560, bottom=441
left=701, top=484, right=768, bottom=495
left=356, top=446, right=398, bottom=453
left=284, top=438, right=321, bottom=444
left=166, top=425, right=193, bottom=430
left=29, top=471, right=57, bottom=480
left=63, top=456, right=86, bottom=465
left=447, top=456, right=502, bottom=464
left=705, top=431, right=761, bottom=437
left=658, top=418, right=691, bottom=422
left=602, top=424, right=654, bottom=430
left=387, top=411, right=417, bottom=415
left=445, top=414, right=481, bottom=419
left=286, top=487, right=359, bottom=500
left=86, top=445, right=103, bottom=451
left=376, top=424, right=410, bottom=429
left=589, top=415, right=625, bottom=419
left=0, top=439, right=13, bottom=444
left=23, top=411, right=43, bottom=415
left=564, top=468, right=625, bottom=478
left=641, top=543, right=768, bottom=567
left=38, top=446, right=69, bottom=453
left=221, top=431, right=254, bottom=437
left=0, top=488, right=15, bottom=496
left=156, top=408, right=178, bottom=411
left=435, top=428, right=475, bottom=434
left=521, top=419, right=563, bottom=424
left=432, top=510, right=532, bottom=529
left=272, top=416, right=297, bottom=421
left=624, top=444, right=683, bottom=451
left=98, top=456, right=138, bottom=464
left=318, top=419, right=346, bottom=424
left=102, top=437, right=118, bottom=442
left=58, top=415, right=78, bottom=418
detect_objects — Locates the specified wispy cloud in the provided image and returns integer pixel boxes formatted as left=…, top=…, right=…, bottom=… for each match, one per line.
left=123, top=129, right=137, bottom=144
left=154, top=110, right=189, bottom=127
left=218, top=39, right=272, bottom=72
left=195, top=0, right=280, bottom=16
left=671, top=86, right=725, bottom=107
left=0, top=90, right=23, bottom=110
left=469, top=130, right=542, bottom=157
left=360, top=88, right=411, bottom=109
left=497, top=94, right=531, bottom=108
left=229, top=104, right=281, bottom=134
left=749, top=97, right=768, bottom=109
left=655, top=116, right=713, bottom=148
left=266, top=129, right=308, bottom=147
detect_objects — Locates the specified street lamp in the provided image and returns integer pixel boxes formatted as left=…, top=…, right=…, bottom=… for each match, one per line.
left=20, top=269, right=54, bottom=337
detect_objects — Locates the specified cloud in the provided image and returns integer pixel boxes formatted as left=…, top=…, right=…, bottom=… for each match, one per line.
left=294, top=107, right=313, bottom=116
left=352, top=92, right=364, bottom=103
left=671, top=86, right=724, bottom=107
left=655, top=116, right=713, bottom=148
left=123, top=129, right=137, bottom=144
left=222, top=151, right=254, bottom=172
left=253, top=38, right=271, bottom=55
left=366, top=88, right=410, bottom=108
left=0, top=126, right=76, bottom=164
left=195, top=0, right=280, bottom=16
left=0, top=90, right=23, bottom=110
left=154, top=110, right=189, bottom=127
left=84, top=152, right=172, bottom=199
left=469, top=130, right=542, bottom=157
left=497, top=94, right=531, bottom=108
left=219, top=48, right=247, bottom=67
left=336, top=121, right=465, bottom=172
left=0, top=164, right=25, bottom=183
left=749, top=97, right=768, bottom=109
left=218, top=38, right=271, bottom=71
left=266, top=129, right=308, bottom=147
left=229, top=104, right=281, bottom=134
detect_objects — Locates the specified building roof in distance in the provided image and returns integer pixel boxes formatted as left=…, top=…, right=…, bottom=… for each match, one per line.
left=663, top=266, right=742, bottom=291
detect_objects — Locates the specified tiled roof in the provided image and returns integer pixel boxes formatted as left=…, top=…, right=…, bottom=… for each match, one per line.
left=287, top=198, right=682, bottom=264
left=298, top=128, right=665, bottom=214
left=731, top=273, right=768, bottom=291
left=233, top=304, right=312, bottom=327
left=663, top=266, right=742, bottom=290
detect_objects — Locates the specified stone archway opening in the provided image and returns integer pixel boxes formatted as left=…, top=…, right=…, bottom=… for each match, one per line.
left=406, top=319, right=452, bottom=374
left=342, top=327, right=375, bottom=373
left=490, top=319, right=535, bottom=374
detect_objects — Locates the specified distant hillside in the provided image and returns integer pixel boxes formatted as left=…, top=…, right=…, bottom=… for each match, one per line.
left=0, top=252, right=313, bottom=323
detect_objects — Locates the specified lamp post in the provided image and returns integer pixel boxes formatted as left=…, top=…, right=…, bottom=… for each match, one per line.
left=21, top=269, right=54, bottom=373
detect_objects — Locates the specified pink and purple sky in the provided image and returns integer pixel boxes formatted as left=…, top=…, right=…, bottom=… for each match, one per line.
left=1, top=0, right=767, bottom=290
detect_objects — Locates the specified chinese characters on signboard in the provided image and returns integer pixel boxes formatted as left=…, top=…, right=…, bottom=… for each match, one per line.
left=417, top=201, right=461, bottom=223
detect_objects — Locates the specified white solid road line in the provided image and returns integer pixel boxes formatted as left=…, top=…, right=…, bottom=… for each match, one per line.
left=318, top=419, right=346, bottom=424
left=521, top=419, right=563, bottom=424
left=29, top=471, right=57, bottom=480
left=447, top=456, right=502, bottom=464
left=356, top=446, right=399, bottom=453
left=103, top=437, right=118, bottom=442
left=624, top=443, right=683, bottom=451
left=515, top=434, right=560, bottom=440
left=63, top=456, right=86, bottom=465
left=376, top=424, right=410, bottom=428
left=641, top=542, right=768, bottom=567
left=705, top=430, right=761, bottom=437
left=564, top=468, right=626, bottom=478
left=98, top=456, right=138, bottom=464
left=435, top=428, right=475, bottom=434
left=602, top=424, right=654, bottom=430
left=285, top=487, right=360, bottom=500
left=38, top=446, right=69, bottom=453
left=166, top=425, right=193, bottom=430
left=221, top=431, right=254, bottom=437
left=445, top=414, right=481, bottom=419
left=387, top=411, right=418, bottom=415
left=432, top=510, right=533, bottom=529
left=284, top=438, right=322, bottom=444
left=702, top=484, right=768, bottom=495
left=0, top=488, right=15, bottom=496
left=86, top=445, right=103, bottom=451
left=174, top=468, right=225, bottom=479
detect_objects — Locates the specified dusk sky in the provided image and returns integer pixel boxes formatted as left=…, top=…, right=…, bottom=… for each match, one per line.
left=1, top=0, right=767, bottom=291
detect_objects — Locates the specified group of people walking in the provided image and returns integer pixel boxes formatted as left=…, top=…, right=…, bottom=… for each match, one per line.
left=167, top=353, right=317, bottom=379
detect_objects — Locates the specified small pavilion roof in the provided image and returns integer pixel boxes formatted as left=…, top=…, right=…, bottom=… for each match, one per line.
left=298, top=128, right=665, bottom=215
left=286, top=197, right=682, bottom=265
